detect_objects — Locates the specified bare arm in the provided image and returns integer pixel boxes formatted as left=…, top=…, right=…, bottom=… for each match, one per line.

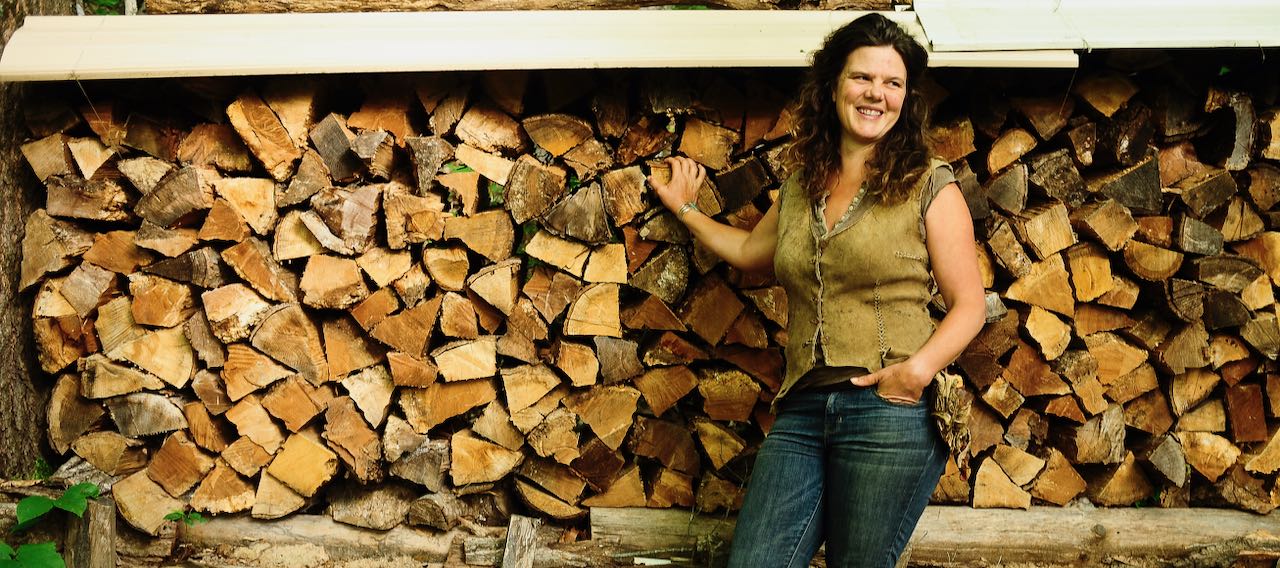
left=648, top=156, right=778, bottom=272
left=852, top=182, right=987, bottom=403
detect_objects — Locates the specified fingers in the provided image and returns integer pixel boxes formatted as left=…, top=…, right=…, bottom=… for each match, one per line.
left=648, top=156, right=705, bottom=212
left=848, top=371, right=880, bottom=387
left=670, top=156, right=704, bottom=187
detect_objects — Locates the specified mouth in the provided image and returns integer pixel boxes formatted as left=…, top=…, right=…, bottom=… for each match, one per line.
left=857, top=107, right=884, bottom=118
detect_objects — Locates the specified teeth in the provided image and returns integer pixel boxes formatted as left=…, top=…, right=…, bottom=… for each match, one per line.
left=858, top=108, right=882, bottom=116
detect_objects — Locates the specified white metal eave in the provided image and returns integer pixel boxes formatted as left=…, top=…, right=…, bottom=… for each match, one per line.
left=0, top=11, right=1078, bottom=82
left=915, top=0, right=1280, bottom=52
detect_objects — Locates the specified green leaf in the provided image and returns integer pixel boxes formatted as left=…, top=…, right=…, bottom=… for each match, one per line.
left=185, top=512, right=208, bottom=526
left=163, top=512, right=184, bottom=522
left=441, top=161, right=474, bottom=174
left=53, top=483, right=99, bottom=517
left=487, top=181, right=505, bottom=206
left=15, top=542, right=63, bottom=568
left=29, top=458, right=53, bottom=481
left=0, top=542, right=14, bottom=558
left=14, top=496, right=55, bottom=531
left=0, top=559, right=18, bottom=568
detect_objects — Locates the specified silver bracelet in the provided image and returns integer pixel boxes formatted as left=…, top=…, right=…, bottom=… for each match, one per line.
left=677, top=201, right=700, bottom=219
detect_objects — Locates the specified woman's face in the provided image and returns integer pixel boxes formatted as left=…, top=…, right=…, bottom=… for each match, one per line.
left=833, top=45, right=908, bottom=150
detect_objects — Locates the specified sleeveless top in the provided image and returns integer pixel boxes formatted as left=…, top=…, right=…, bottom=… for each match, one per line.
left=772, top=159, right=955, bottom=407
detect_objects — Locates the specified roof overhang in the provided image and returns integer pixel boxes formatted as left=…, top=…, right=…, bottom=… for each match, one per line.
left=914, top=0, right=1280, bottom=51
left=0, top=10, right=1079, bottom=82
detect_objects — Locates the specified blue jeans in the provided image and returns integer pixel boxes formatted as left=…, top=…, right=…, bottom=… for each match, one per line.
left=727, top=386, right=946, bottom=568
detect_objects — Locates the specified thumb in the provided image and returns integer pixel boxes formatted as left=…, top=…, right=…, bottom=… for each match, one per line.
left=849, top=373, right=878, bottom=387
left=647, top=175, right=667, bottom=192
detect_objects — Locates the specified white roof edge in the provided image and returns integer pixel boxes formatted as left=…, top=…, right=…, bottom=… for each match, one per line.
left=915, top=0, right=1280, bottom=52
left=0, top=11, right=1077, bottom=82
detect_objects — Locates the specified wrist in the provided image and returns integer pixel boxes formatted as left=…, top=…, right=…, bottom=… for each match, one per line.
left=676, top=201, right=701, bottom=220
left=904, top=358, right=935, bottom=387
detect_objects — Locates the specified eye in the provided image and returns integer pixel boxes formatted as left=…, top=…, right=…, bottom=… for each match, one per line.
left=888, top=80, right=905, bottom=89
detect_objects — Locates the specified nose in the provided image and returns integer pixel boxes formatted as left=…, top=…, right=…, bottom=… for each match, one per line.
left=865, top=81, right=884, bottom=100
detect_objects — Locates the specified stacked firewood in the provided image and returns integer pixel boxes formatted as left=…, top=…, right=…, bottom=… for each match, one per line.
left=17, top=56, right=1280, bottom=538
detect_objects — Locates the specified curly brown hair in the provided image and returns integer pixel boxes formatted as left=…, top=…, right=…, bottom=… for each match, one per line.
left=786, top=13, right=931, bottom=205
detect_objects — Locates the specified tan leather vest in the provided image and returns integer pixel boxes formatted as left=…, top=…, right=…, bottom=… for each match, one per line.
left=772, top=159, right=948, bottom=404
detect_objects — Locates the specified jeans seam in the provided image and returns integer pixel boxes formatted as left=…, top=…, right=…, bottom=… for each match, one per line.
left=784, top=487, right=824, bottom=568
left=883, top=434, right=939, bottom=568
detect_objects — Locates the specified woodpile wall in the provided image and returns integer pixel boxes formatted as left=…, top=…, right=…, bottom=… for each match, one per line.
left=17, top=49, right=1280, bottom=540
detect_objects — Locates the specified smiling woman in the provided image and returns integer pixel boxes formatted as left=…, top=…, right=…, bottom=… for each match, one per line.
left=649, top=12, right=985, bottom=568
left=834, top=45, right=906, bottom=151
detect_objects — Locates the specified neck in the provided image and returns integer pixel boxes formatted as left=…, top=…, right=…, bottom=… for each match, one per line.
left=838, top=139, right=876, bottom=178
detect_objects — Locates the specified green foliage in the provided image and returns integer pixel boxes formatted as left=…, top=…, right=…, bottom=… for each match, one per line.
left=664, top=4, right=711, bottom=9
left=515, top=221, right=540, bottom=257
left=13, top=483, right=99, bottom=532
left=3, top=483, right=99, bottom=568
left=0, top=541, right=62, bottom=568
left=487, top=181, right=505, bottom=206
left=566, top=173, right=582, bottom=193
left=440, top=161, right=474, bottom=174
left=163, top=510, right=208, bottom=527
left=1133, top=486, right=1162, bottom=508
left=83, top=0, right=121, bottom=15
left=28, top=459, right=52, bottom=481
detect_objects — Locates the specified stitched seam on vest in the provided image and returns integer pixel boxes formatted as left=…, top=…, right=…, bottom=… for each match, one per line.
left=813, top=210, right=826, bottom=362
left=874, top=279, right=888, bottom=358
left=894, top=250, right=925, bottom=261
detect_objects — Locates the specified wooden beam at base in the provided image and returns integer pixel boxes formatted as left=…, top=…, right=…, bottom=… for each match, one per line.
left=177, top=514, right=458, bottom=564
left=590, top=506, right=1280, bottom=566
left=0, top=11, right=1076, bottom=82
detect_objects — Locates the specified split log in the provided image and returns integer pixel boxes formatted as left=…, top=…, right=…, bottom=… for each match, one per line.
left=328, top=482, right=416, bottom=531
left=72, top=431, right=147, bottom=476
left=1029, top=448, right=1087, bottom=506
left=505, top=154, right=567, bottom=223
left=451, top=430, right=522, bottom=486
left=113, top=470, right=184, bottom=536
left=184, top=401, right=233, bottom=453
left=1086, top=451, right=1152, bottom=506
left=399, top=379, right=497, bottom=434
left=108, top=393, right=189, bottom=438
left=1178, top=431, right=1241, bottom=482
left=225, top=395, right=285, bottom=454
left=562, top=386, right=640, bottom=451
left=973, top=459, right=1030, bottom=509
left=1057, top=404, right=1125, bottom=465
left=252, top=472, right=307, bottom=520
left=1200, top=88, right=1255, bottom=171
left=988, top=128, right=1037, bottom=174
left=147, top=430, right=215, bottom=497
left=47, top=373, right=106, bottom=455
left=46, top=174, right=132, bottom=223
left=443, top=209, right=514, bottom=263
left=389, top=439, right=450, bottom=492
left=324, top=397, right=384, bottom=483
left=191, top=460, right=255, bottom=514
left=542, top=182, right=612, bottom=244
left=594, top=337, right=643, bottom=383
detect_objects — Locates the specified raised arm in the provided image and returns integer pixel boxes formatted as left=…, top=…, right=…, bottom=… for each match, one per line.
left=648, top=156, right=779, bottom=273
